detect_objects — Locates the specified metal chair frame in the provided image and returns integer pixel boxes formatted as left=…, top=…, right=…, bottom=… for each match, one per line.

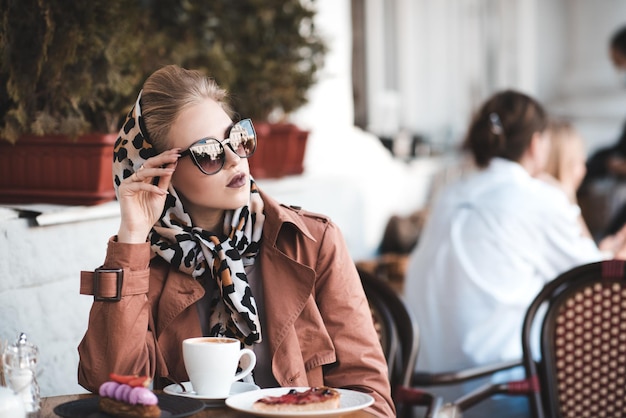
left=359, top=260, right=626, bottom=418
left=358, top=267, right=442, bottom=417
left=520, top=259, right=626, bottom=418
left=415, top=259, right=626, bottom=418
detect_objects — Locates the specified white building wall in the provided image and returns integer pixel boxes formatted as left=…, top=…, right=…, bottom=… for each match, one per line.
left=0, top=210, right=120, bottom=396
left=547, top=0, right=626, bottom=155
left=361, top=0, right=626, bottom=154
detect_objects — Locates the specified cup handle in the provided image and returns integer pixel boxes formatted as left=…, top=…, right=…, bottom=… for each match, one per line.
left=233, top=348, right=256, bottom=382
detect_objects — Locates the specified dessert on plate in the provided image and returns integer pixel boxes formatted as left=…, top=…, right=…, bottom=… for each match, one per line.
left=98, top=373, right=161, bottom=418
left=252, top=386, right=341, bottom=412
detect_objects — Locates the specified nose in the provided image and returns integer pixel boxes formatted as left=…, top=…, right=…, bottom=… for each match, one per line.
left=223, top=145, right=241, bottom=169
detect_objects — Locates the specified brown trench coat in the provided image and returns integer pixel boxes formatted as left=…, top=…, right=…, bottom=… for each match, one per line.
left=77, top=191, right=395, bottom=417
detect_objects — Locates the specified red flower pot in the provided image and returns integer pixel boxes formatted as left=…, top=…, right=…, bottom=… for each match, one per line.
left=0, top=133, right=117, bottom=206
left=249, top=122, right=309, bottom=179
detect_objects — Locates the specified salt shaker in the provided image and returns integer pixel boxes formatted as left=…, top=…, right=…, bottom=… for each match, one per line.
left=2, top=333, right=40, bottom=414
left=0, top=386, right=26, bottom=418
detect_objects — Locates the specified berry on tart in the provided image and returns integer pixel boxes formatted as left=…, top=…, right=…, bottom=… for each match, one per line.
left=98, top=373, right=161, bottom=418
left=252, top=387, right=341, bottom=412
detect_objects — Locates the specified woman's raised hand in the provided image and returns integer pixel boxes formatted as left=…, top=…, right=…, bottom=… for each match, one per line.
left=116, top=149, right=180, bottom=243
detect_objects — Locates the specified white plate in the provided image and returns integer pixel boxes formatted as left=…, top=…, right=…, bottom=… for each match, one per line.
left=163, top=381, right=259, bottom=405
left=225, top=387, right=375, bottom=417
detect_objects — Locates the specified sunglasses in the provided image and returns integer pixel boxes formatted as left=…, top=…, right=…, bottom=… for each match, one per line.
left=179, top=119, right=257, bottom=175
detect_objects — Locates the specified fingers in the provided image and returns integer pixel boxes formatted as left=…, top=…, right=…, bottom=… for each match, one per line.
left=145, top=148, right=181, bottom=169
left=135, top=182, right=168, bottom=196
left=130, top=166, right=174, bottom=183
left=120, top=175, right=168, bottom=195
left=126, top=148, right=181, bottom=185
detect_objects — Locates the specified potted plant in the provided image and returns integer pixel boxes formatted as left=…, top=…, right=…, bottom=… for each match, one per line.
left=207, top=1, right=326, bottom=178
left=0, top=0, right=327, bottom=207
left=0, top=0, right=146, bottom=205
left=141, top=0, right=327, bottom=178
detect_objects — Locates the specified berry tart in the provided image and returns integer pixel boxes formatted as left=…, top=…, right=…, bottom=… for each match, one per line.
left=98, top=373, right=161, bottom=418
left=252, top=386, right=341, bottom=412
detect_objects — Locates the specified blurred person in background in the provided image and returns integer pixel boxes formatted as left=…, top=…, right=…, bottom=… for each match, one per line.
left=540, top=119, right=626, bottom=250
left=580, top=25, right=626, bottom=236
left=403, top=90, right=626, bottom=375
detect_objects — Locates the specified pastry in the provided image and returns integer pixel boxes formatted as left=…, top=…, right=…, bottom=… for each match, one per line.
left=252, top=387, right=341, bottom=412
left=98, top=374, right=161, bottom=418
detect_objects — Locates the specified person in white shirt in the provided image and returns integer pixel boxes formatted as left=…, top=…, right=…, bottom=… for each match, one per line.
left=403, top=90, right=626, bottom=375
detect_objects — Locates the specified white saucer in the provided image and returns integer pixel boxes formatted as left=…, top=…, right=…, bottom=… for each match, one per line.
left=163, top=381, right=260, bottom=404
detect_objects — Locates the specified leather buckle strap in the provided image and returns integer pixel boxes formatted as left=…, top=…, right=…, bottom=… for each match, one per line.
left=80, top=268, right=149, bottom=302
left=94, top=268, right=123, bottom=302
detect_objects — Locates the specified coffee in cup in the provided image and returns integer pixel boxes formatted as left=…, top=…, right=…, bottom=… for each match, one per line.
left=182, top=337, right=256, bottom=398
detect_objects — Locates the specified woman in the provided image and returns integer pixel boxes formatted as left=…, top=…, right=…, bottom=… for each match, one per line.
left=539, top=119, right=598, bottom=242
left=541, top=119, right=626, bottom=251
left=78, top=65, right=394, bottom=417
left=581, top=25, right=626, bottom=236
left=541, top=119, right=588, bottom=205
left=403, top=90, right=626, bottom=374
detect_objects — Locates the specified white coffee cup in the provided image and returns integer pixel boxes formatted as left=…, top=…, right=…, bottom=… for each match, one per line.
left=182, top=337, right=256, bottom=398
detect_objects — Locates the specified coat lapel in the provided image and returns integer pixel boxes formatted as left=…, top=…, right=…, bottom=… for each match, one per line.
left=258, top=191, right=320, bottom=384
left=260, top=244, right=316, bottom=355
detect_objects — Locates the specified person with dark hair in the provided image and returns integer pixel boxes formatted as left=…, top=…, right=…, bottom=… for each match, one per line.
left=77, top=65, right=395, bottom=417
left=403, top=90, right=626, bottom=374
left=580, top=24, right=626, bottom=235
left=610, top=25, right=626, bottom=75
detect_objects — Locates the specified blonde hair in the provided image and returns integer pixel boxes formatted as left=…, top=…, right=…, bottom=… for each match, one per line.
left=140, top=65, right=234, bottom=151
left=544, top=119, right=585, bottom=182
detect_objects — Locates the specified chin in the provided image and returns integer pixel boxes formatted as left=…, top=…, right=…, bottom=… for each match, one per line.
left=227, top=188, right=252, bottom=209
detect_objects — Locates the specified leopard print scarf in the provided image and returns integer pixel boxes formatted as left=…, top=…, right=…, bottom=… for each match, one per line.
left=113, top=92, right=264, bottom=345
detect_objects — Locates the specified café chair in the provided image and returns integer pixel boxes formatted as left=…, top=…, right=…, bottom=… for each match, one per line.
left=359, top=266, right=524, bottom=417
left=358, top=267, right=442, bottom=418
left=415, top=259, right=626, bottom=418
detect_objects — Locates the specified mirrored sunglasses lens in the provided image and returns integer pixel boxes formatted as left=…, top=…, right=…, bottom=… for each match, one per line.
left=190, top=140, right=224, bottom=174
left=229, top=120, right=257, bottom=157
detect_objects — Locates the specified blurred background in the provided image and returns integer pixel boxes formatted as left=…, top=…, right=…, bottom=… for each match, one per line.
left=1, top=0, right=625, bottom=398
left=338, top=0, right=626, bottom=157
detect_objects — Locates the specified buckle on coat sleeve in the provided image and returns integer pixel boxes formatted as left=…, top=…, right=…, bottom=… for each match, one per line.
left=93, top=268, right=124, bottom=302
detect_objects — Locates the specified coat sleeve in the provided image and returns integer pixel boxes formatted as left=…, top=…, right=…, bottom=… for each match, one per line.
left=77, top=237, right=159, bottom=393
left=314, top=222, right=396, bottom=417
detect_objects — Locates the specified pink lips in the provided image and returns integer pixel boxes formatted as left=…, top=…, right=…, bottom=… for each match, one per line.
left=227, top=173, right=247, bottom=188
